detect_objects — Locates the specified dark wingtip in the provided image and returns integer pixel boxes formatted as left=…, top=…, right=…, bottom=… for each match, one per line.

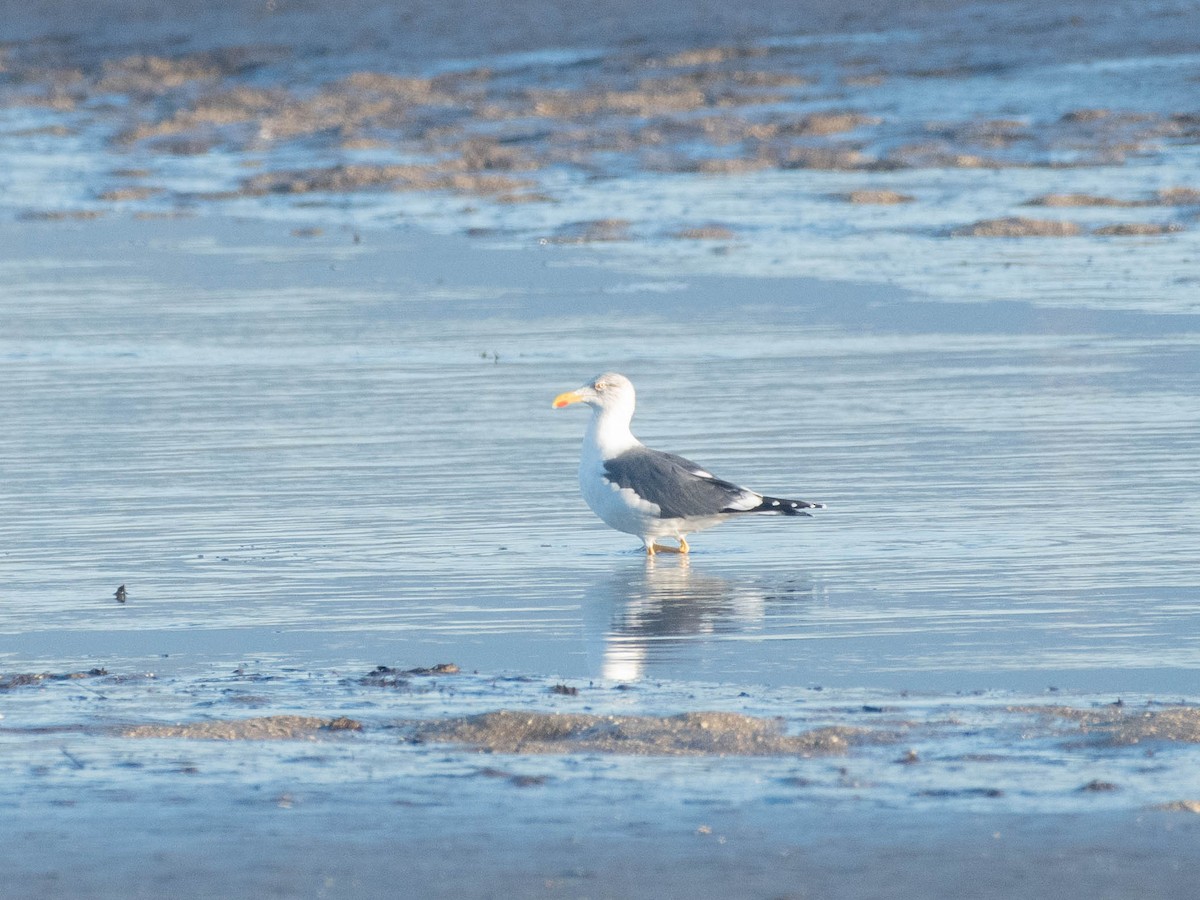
left=742, top=495, right=824, bottom=516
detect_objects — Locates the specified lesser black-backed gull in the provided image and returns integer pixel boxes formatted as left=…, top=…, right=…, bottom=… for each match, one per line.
left=553, top=373, right=824, bottom=554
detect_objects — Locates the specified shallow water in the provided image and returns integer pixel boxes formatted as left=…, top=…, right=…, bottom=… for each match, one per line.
left=1, top=217, right=1197, bottom=697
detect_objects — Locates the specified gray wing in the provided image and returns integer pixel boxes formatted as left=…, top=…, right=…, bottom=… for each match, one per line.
left=602, top=447, right=756, bottom=520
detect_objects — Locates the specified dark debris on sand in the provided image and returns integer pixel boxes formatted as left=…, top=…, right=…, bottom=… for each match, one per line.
left=359, top=663, right=461, bottom=688
left=0, top=669, right=109, bottom=691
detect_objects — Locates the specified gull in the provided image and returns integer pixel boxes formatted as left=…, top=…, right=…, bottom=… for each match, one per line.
left=553, top=373, right=823, bottom=554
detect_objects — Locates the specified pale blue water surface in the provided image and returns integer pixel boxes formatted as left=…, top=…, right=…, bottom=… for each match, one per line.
left=1, top=216, right=1197, bottom=696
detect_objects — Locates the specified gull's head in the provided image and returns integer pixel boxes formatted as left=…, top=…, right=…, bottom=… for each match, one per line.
left=553, top=372, right=635, bottom=413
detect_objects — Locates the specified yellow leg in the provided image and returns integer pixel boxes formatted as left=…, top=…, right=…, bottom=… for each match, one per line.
left=647, top=537, right=689, bottom=554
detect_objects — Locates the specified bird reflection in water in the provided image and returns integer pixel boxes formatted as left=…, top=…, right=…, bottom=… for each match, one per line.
left=586, top=556, right=816, bottom=681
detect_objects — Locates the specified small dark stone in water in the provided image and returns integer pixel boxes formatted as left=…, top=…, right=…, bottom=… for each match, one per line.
left=60, top=748, right=86, bottom=770
left=861, top=705, right=885, bottom=713
left=1079, top=779, right=1120, bottom=792
left=918, top=787, right=1004, bottom=799
left=361, top=662, right=458, bottom=686
left=114, top=584, right=126, bottom=602
left=897, top=749, right=921, bottom=765
left=410, top=662, right=460, bottom=676
left=473, top=767, right=548, bottom=786
left=360, top=666, right=410, bottom=688
left=551, top=684, right=578, bottom=696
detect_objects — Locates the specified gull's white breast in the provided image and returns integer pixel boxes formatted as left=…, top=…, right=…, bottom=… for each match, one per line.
left=579, top=457, right=661, bottom=537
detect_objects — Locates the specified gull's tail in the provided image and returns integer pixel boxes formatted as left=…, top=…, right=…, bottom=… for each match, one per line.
left=735, top=495, right=825, bottom=517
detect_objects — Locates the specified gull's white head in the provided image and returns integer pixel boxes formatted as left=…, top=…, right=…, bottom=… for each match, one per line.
left=553, top=372, right=636, bottom=414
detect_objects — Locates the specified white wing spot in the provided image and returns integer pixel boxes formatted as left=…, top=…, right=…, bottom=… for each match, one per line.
left=771, top=500, right=780, bottom=507
left=725, top=490, right=762, bottom=512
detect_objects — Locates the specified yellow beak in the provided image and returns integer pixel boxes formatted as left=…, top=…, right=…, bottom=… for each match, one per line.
left=552, top=389, right=586, bottom=409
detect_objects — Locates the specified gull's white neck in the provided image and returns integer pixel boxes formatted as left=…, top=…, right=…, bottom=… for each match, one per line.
left=583, top=402, right=641, bottom=461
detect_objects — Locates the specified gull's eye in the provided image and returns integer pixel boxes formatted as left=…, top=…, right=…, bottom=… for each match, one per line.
left=594, top=380, right=608, bottom=391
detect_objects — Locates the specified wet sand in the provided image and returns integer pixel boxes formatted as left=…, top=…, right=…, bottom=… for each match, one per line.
left=5, top=803, right=1200, bottom=900
left=4, top=0, right=1199, bottom=243
left=5, top=663, right=1200, bottom=898
left=120, top=709, right=881, bottom=756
